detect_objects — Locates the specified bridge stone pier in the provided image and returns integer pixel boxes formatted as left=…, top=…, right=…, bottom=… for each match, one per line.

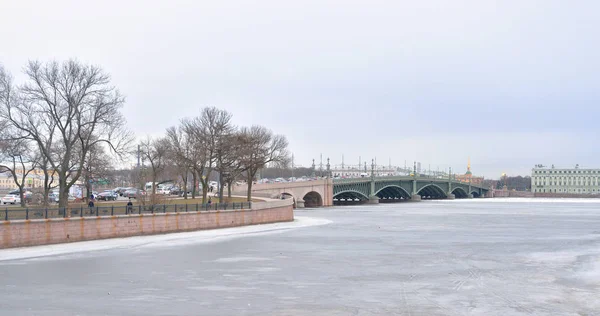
left=234, top=179, right=334, bottom=208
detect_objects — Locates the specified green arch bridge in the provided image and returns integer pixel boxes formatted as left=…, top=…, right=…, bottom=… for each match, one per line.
left=333, top=175, right=489, bottom=205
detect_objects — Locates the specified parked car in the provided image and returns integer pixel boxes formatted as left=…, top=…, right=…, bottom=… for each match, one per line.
left=97, top=191, right=117, bottom=201
left=1, top=194, right=21, bottom=205
left=48, top=193, right=59, bottom=203
left=158, top=187, right=171, bottom=195
left=123, top=189, right=145, bottom=199
left=49, top=194, right=76, bottom=202
left=169, top=187, right=182, bottom=195
left=117, top=187, right=134, bottom=196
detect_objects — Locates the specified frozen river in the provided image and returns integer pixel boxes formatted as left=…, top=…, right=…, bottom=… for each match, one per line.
left=1, top=199, right=600, bottom=315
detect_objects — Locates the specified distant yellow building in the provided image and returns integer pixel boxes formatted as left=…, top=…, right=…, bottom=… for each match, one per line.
left=454, top=158, right=484, bottom=185
left=0, top=168, right=59, bottom=190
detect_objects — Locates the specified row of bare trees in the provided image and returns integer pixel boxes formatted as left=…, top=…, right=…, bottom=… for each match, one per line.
left=1, top=59, right=290, bottom=208
left=0, top=60, right=131, bottom=207
left=142, top=107, right=290, bottom=203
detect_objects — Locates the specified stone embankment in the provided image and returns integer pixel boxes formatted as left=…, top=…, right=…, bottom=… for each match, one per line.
left=0, top=199, right=294, bottom=249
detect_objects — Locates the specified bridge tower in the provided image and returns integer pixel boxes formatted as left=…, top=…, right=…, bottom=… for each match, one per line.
left=411, top=161, right=422, bottom=201
left=468, top=176, right=473, bottom=199
left=467, top=158, right=473, bottom=198
left=447, top=167, right=455, bottom=199
left=367, top=159, right=379, bottom=204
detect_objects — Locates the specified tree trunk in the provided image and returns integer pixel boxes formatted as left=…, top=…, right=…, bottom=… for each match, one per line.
left=227, top=180, right=233, bottom=200
left=181, top=174, right=188, bottom=199
left=218, top=173, right=224, bottom=202
left=42, top=170, right=51, bottom=206
left=191, top=172, right=197, bottom=199
left=202, top=185, right=208, bottom=204
left=85, top=177, right=91, bottom=202
left=246, top=172, right=255, bottom=202
left=58, top=173, right=69, bottom=209
left=18, top=184, right=25, bottom=208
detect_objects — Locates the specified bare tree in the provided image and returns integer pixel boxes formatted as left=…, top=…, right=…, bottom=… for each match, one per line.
left=0, top=136, right=40, bottom=207
left=184, top=107, right=233, bottom=203
left=139, top=136, right=169, bottom=197
left=82, top=143, right=113, bottom=200
left=0, top=60, right=132, bottom=207
left=182, top=118, right=206, bottom=200
left=38, top=148, right=58, bottom=206
left=166, top=125, right=194, bottom=199
left=238, top=126, right=289, bottom=201
left=216, top=131, right=247, bottom=201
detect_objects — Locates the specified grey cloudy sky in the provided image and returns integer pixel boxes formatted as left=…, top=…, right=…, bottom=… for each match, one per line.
left=1, top=0, right=599, bottom=178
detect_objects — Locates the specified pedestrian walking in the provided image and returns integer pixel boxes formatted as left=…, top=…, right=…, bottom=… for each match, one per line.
left=126, top=200, right=133, bottom=214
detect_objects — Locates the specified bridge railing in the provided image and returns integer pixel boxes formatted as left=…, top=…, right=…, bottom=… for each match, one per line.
left=332, top=176, right=489, bottom=190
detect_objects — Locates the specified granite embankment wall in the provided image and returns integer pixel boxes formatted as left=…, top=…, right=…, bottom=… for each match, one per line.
left=534, top=193, right=600, bottom=198
left=492, top=190, right=534, bottom=198
left=0, top=200, right=294, bottom=249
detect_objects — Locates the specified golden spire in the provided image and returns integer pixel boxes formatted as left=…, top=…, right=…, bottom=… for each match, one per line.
left=466, top=157, right=472, bottom=175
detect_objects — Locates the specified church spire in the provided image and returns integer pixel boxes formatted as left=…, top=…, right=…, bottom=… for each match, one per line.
left=466, top=157, right=472, bottom=175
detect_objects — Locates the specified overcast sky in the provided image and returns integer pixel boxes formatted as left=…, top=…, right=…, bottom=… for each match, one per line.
left=1, top=0, right=599, bottom=178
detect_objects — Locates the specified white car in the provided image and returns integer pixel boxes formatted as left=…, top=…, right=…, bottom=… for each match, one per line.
left=1, top=194, right=21, bottom=205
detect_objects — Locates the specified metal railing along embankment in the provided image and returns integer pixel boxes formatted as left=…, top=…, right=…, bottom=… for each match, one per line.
left=1, top=202, right=252, bottom=221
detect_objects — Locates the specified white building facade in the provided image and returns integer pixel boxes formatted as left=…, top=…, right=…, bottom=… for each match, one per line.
left=531, top=165, right=600, bottom=194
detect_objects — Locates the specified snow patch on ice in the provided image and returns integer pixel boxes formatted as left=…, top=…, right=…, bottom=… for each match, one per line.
left=572, top=257, right=600, bottom=285
left=0, top=216, right=331, bottom=262
left=214, top=256, right=272, bottom=263
left=452, top=198, right=600, bottom=204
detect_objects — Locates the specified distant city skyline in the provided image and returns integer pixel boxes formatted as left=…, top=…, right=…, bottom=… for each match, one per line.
left=2, top=1, right=599, bottom=179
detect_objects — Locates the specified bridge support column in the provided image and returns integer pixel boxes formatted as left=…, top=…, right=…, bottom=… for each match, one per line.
left=446, top=193, right=455, bottom=200
left=411, top=194, right=421, bottom=201
left=296, top=199, right=305, bottom=208
left=367, top=195, right=379, bottom=204
left=468, top=194, right=473, bottom=199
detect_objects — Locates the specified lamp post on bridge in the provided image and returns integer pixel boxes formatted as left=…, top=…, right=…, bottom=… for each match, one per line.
left=411, top=161, right=421, bottom=201
left=447, top=167, right=455, bottom=200
left=468, top=175, right=473, bottom=199
left=367, top=159, right=379, bottom=204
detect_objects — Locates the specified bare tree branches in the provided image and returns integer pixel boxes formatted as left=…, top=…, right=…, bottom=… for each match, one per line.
left=0, top=60, right=133, bottom=207
left=166, top=125, right=194, bottom=199
left=0, top=135, right=40, bottom=207
left=3, top=61, right=291, bottom=207
left=238, top=125, right=290, bottom=201
left=139, top=136, right=169, bottom=196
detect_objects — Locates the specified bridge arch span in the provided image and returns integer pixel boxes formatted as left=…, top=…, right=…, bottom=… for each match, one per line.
left=333, top=191, right=368, bottom=205
left=451, top=187, right=469, bottom=199
left=303, top=191, right=323, bottom=207
left=375, top=185, right=411, bottom=200
left=417, top=184, right=447, bottom=199
left=471, top=191, right=481, bottom=198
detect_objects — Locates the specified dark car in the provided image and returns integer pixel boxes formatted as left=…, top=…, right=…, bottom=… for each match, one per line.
left=117, top=187, right=133, bottom=196
left=97, top=191, right=117, bottom=201
left=169, top=187, right=183, bottom=195
left=123, top=189, right=145, bottom=199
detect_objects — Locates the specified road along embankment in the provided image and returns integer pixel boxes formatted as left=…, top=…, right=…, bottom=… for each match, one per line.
left=0, top=199, right=294, bottom=249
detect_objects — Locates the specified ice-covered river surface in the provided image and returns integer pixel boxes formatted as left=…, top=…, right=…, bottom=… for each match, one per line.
left=1, top=199, right=600, bottom=316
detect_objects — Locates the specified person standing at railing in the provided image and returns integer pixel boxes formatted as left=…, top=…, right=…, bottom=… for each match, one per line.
left=126, top=201, right=133, bottom=215
left=88, top=200, right=95, bottom=215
